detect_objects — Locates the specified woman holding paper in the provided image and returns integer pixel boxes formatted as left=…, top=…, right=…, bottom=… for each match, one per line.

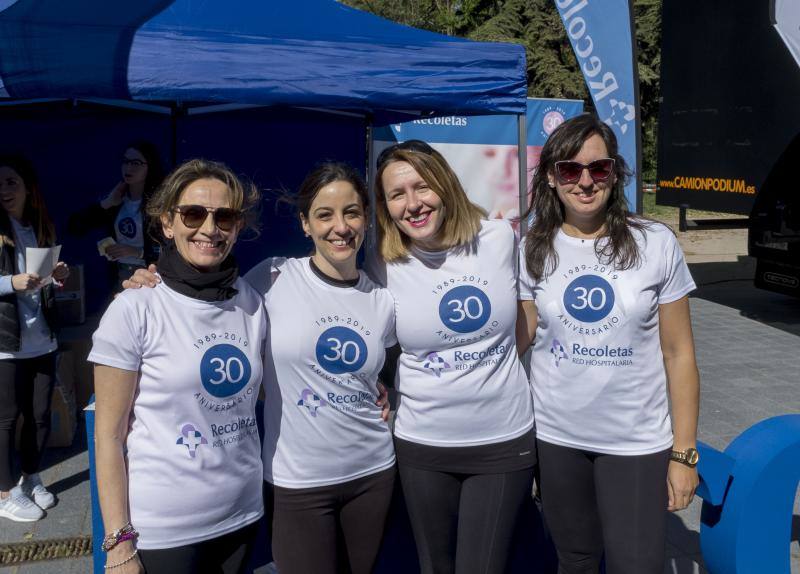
left=68, top=141, right=163, bottom=289
left=0, top=155, right=69, bottom=523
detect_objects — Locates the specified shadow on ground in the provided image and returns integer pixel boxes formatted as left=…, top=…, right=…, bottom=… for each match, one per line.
left=689, top=257, right=800, bottom=337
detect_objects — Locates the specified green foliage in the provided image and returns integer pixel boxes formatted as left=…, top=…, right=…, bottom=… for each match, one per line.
left=340, top=0, right=663, bottom=181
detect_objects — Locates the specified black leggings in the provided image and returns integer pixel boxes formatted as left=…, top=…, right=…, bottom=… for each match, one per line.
left=138, top=521, right=258, bottom=574
left=398, top=464, right=534, bottom=574
left=266, top=466, right=395, bottom=574
left=536, top=440, right=671, bottom=574
left=0, top=354, right=56, bottom=491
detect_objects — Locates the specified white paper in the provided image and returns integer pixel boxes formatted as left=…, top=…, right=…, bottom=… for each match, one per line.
left=26, top=245, right=62, bottom=285
left=97, top=236, right=116, bottom=260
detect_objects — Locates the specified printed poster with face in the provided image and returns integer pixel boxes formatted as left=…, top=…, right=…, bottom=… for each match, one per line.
left=371, top=98, right=583, bottom=234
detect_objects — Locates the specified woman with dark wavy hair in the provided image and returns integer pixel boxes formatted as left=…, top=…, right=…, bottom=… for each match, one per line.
left=518, top=113, right=701, bottom=574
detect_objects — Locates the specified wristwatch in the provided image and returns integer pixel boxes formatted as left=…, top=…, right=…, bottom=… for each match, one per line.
left=670, top=447, right=700, bottom=468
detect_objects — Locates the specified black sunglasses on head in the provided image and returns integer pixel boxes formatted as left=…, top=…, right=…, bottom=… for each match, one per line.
left=171, top=205, right=243, bottom=232
left=376, top=139, right=435, bottom=168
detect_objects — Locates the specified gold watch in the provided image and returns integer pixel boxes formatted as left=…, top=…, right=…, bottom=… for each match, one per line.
left=670, top=447, right=700, bottom=468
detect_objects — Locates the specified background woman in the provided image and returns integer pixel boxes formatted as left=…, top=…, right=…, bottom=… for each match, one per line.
left=372, top=141, right=536, bottom=574
left=124, top=162, right=397, bottom=574
left=517, top=113, right=700, bottom=574
left=0, top=155, right=68, bottom=522
left=68, top=141, right=163, bottom=288
left=92, top=159, right=265, bottom=573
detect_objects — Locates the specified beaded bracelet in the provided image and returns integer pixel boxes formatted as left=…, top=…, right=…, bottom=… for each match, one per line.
left=101, top=523, right=138, bottom=552
left=104, top=549, right=138, bottom=570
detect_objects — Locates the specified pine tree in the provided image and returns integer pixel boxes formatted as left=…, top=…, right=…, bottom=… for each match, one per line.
left=340, top=0, right=662, bottom=181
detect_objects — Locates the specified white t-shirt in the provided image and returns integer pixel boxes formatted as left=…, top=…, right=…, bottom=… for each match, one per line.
left=114, top=197, right=145, bottom=266
left=245, top=257, right=397, bottom=488
left=518, top=222, right=696, bottom=455
left=371, top=219, right=534, bottom=447
left=89, top=279, right=266, bottom=549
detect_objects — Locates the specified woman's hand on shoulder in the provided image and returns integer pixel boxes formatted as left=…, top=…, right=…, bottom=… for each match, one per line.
left=121, top=264, right=160, bottom=290
left=667, top=460, right=699, bottom=512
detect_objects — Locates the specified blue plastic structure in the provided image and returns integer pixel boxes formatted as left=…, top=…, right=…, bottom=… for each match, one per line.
left=696, top=415, right=800, bottom=573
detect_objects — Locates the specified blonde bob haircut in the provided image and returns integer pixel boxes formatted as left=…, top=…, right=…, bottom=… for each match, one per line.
left=146, top=158, right=261, bottom=238
left=375, top=147, right=485, bottom=261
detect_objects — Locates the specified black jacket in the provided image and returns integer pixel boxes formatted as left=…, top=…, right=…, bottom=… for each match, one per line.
left=0, top=212, right=57, bottom=352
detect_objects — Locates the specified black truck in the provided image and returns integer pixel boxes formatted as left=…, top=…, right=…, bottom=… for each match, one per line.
left=657, top=0, right=800, bottom=297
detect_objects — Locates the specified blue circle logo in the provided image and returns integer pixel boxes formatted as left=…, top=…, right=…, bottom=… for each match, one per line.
left=200, top=344, right=252, bottom=398
left=563, top=275, right=615, bottom=323
left=438, top=285, right=491, bottom=333
left=315, top=327, right=368, bottom=374
left=117, top=217, right=137, bottom=239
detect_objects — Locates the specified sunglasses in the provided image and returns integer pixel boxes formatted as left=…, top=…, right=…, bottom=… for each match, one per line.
left=377, top=139, right=435, bottom=168
left=554, top=158, right=615, bottom=185
left=171, top=205, right=243, bottom=232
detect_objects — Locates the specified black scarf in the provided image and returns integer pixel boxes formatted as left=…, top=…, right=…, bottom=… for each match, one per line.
left=157, top=241, right=239, bottom=302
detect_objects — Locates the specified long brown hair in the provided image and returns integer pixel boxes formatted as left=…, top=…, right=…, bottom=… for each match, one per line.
left=523, top=113, right=650, bottom=282
left=375, top=143, right=484, bottom=261
left=0, top=155, right=56, bottom=247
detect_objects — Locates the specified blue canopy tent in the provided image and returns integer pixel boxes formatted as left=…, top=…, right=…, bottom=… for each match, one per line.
left=0, top=0, right=528, bottom=313
left=0, top=3, right=547, bottom=572
left=0, top=0, right=526, bottom=113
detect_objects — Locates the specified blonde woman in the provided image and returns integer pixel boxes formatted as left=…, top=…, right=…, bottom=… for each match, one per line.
left=371, top=141, right=536, bottom=574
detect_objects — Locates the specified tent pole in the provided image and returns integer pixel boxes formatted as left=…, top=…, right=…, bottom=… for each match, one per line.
left=366, top=115, right=378, bottom=254
left=170, top=103, right=181, bottom=167
left=517, top=113, right=528, bottom=236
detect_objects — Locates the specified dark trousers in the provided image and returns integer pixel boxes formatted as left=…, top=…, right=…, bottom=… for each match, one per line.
left=0, top=353, right=56, bottom=491
left=265, top=466, right=396, bottom=574
left=138, top=521, right=259, bottom=574
left=398, top=464, right=535, bottom=574
left=536, top=439, right=671, bottom=574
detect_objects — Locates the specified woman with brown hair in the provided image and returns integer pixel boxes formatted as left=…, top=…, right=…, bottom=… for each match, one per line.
left=0, top=155, right=69, bottom=522
left=372, top=140, right=536, bottom=574
left=92, top=159, right=266, bottom=573
left=124, top=162, right=397, bottom=574
left=518, top=113, right=700, bottom=574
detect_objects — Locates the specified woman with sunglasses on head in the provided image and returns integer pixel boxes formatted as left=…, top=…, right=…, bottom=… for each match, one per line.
left=123, top=162, right=397, bottom=574
left=371, top=141, right=536, bottom=574
left=92, top=159, right=266, bottom=574
left=517, top=113, right=700, bottom=574
left=0, top=155, right=69, bottom=523
left=68, top=141, right=164, bottom=289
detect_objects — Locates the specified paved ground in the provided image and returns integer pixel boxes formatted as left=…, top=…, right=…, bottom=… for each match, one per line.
left=665, top=227, right=800, bottom=574
left=2, top=226, right=799, bottom=573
